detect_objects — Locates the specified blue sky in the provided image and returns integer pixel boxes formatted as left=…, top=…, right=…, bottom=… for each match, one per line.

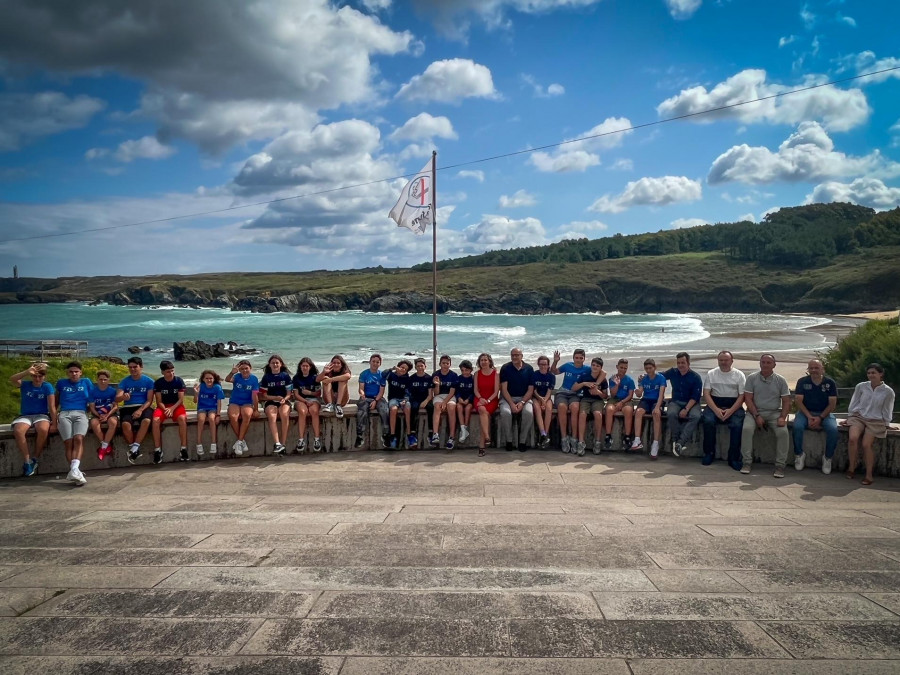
left=0, top=0, right=898, bottom=277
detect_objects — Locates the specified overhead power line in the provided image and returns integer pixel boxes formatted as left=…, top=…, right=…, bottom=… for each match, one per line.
left=3, top=65, right=898, bottom=245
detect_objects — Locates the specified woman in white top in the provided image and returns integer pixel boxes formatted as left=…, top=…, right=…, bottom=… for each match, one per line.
left=840, top=363, right=897, bottom=485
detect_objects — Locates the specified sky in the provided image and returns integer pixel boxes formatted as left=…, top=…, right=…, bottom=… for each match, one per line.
left=0, top=0, right=898, bottom=278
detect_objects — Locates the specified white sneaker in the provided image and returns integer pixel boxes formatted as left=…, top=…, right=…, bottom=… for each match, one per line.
left=561, top=436, right=570, bottom=454
left=240, top=439, right=249, bottom=454
left=66, top=469, right=76, bottom=483
left=740, top=465, right=751, bottom=474
left=794, top=452, right=806, bottom=471
left=196, top=444, right=205, bottom=456
left=313, top=437, right=322, bottom=452
left=459, top=425, right=469, bottom=442
left=233, top=440, right=244, bottom=456
left=631, top=437, right=644, bottom=451
left=576, top=440, right=586, bottom=456
left=335, top=405, right=344, bottom=419
left=650, top=441, right=659, bottom=458
left=672, top=442, right=682, bottom=457
left=71, top=469, right=87, bottom=486
left=822, top=457, right=832, bottom=475
left=322, top=403, right=335, bottom=413
left=209, top=443, right=217, bottom=456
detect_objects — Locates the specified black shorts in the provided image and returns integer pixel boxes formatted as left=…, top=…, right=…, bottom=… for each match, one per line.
left=637, top=399, right=663, bottom=414
left=264, top=400, right=289, bottom=408
left=120, top=406, right=153, bottom=424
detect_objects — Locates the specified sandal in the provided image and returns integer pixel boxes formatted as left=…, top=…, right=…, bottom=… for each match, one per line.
left=845, top=471, right=855, bottom=480
left=861, top=478, right=873, bottom=486
left=478, top=447, right=485, bottom=457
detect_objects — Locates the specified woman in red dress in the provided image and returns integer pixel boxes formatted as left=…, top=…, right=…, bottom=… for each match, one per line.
left=473, top=352, right=500, bottom=456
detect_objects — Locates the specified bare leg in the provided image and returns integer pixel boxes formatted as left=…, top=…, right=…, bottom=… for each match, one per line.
left=652, top=408, right=662, bottom=441
left=309, top=402, right=321, bottom=436
left=228, top=404, right=241, bottom=436
left=13, top=424, right=31, bottom=462
left=847, top=424, right=862, bottom=476
left=135, top=419, right=151, bottom=444
left=447, top=402, right=457, bottom=436
left=176, top=415, right=187, bottom=446
left=557, top=403, right=569, bottom=438
left=862, top=433, right=877, bottom=484
left=33, top=421, right=50, bottom=458
left=266, top=406, right=279, bottom=443
left=103, top=417, right=118, bottom=445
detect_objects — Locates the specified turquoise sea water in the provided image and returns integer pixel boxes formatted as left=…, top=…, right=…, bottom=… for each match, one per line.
left=0, top=303, right=834, bottom=379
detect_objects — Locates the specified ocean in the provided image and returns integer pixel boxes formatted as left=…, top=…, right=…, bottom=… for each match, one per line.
left=0, top=303, right=836, bottom=379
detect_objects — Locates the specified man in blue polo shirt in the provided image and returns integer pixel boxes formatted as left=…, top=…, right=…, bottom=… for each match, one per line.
left=793, top=358, right=839, bottom=474
left=661, top=352, right=704, bottom=457
left=499, top=348, right=535, bottom=452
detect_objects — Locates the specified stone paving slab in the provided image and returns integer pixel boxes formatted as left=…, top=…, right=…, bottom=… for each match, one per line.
left=0, top=548, right=270, bottom=567
left=863, top=593, right=900, bottom=615
left=338, top=657, right=629, bottom=675
left=0, top=656, right=344, bottom=675
left=758, top=621, right=900, bottom=659
left=191, top=532, right=444, bottom=550
left=728, top=570, right=900, bottom=593
left=701, top=525, right=900, bottom=538
left=0, top=566, right=179, bottom=589
left=0, top=617, right=263, bottom=656
left=0, top=588, right=61, bottom=617
left=0, top=533, right=206, bottom=549
left=645, top=546, right=900, bottom=570
left=157, top=567, right=656, bottom=592
left=593, top=592, right=897, bottom=620
left=643, top=570, right=752, bottom=593
left=628, top=660, right=900, bottom=674
left=27, top=589, right=318, bottom=618
left=74, top=519, right=336, bottom=535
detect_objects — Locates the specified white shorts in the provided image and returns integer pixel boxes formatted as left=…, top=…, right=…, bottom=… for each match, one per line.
left=12, top=414, right=50, bottom=428
left=57, top=410, right=89, bottom=440
left=434, top=394, right=455, bottom=405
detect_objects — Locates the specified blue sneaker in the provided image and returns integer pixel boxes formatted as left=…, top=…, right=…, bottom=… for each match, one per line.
left=389, top=436, right=398, bottom=449
left=22, top=462, right=32, bottom=477
left=408, top=433, right=418, bottom=449
left=701, top=454, right=714, bottom=466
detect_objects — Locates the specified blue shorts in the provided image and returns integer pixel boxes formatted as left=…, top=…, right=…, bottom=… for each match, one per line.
left=638, top=399, right=663, bottom=414
left=388, top=398, right=408, bottom=409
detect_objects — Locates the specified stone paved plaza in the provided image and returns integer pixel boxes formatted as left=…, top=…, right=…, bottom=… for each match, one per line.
left=1, top=449, right=899, bottom=674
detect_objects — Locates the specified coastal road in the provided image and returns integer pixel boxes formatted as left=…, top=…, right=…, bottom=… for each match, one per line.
left=1, top=450, right=899, bottom=673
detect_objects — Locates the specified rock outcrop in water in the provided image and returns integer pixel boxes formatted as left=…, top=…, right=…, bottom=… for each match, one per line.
left=173, top=341, right=260, bottom=361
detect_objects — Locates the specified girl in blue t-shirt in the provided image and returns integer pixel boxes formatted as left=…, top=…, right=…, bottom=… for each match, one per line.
left=193, top=369, right=225, bottom=458
left=225, top=360, right=259, bottom=456
left=292, top=357, right=322, bottom=453
left=261, top=354, right=293, bottom=456
left=633, top=358, right=668, bottom=459
left=10, top=363, right=55, bottom=476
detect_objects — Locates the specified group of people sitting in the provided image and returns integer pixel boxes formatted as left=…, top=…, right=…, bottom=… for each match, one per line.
left=8, top=348, right=897, bottom=487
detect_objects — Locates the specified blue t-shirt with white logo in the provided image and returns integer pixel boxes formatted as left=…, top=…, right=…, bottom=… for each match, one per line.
left=119, top=375, right=155, bottom=406
left=639, top=373, right=667, bottom=402
left=531, top=371, right=556, bottom=397
left=557, top=362, right=591, bottom=391
left=455, top=374, right=475, bottom=402
left=197, top=382, right=225, bottom=411
left=408, top=373, right=433, bottom=403
left=56, top=377, right=93, bottom=411
left=91, top=385, right=118, bottom=413
left=610, top=374, right=636, bottom=401
left=20, top=381, right=54, bottom=416
left=229, top=373, right=259, bottom=406
left=359, top=368, right=386, bottom=398
left=260, top=371, right=293, bottom=398
left=383, top=368, right=410, bottom=401
left=432, top=369, right=458, bottom=396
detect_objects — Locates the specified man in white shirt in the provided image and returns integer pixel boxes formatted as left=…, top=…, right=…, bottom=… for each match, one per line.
left=701, top=350, right=746, bottom=468
left=841, top=362, right=897, bottom=486
left=740, top=354, right=791, bottom=478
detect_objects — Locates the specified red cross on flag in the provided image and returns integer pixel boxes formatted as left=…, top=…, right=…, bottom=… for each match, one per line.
left=389, top=160, right=434, bottom=236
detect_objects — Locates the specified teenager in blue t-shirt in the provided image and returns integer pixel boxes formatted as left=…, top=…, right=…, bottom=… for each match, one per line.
left=225, top=360, right=259, bottom=456
left=633, top=358, right=667, bottom=459
left=118, top=356, right=156, bottom=464
left=455, top=360, right=476, bottom=445
left=552, top=349, right=592, bottom=454
left=260, top=355, right=293, bottom=456
left=383, top=359, right=412, bottom=449
left=573, top=357, right=608, bottom=457
left=292, top=357, right=322, bottom=453
left=56, top=361, right=93, bottom=486
left=407, top=358, right=434, bottom=449
left=430, top=355, right=459, bottom=449
left=89, top=369, right=119, bottom=461
left=356, top=354, right=389, bottom=449
left=10, top=363, right=56, bottom=476
left=531, top=355, right=556, bottom=448
left=604, top=358, right=636, bottom=452
left=193, top=369, right=225, bottom=458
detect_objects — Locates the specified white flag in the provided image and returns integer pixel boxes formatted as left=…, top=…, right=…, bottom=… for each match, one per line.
left=389, top=160, right=433, bottom=235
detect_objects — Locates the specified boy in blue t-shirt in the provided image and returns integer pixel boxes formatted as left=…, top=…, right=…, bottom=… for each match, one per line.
left=225, top=359, right=260, bottom=457
left=356, top=354, right=389, bottom=449
left=384, top=359, right=412, bottom=449
left=89, top=369, right=119, bottom=461
left=407, top=358, right=434, bottom=449
left=604, top=358, right=636, bottom=452
left=56, top=361, right=93, bottom=486
left=531, top=355, right=556, bottom=448
left=455, top=360, right=476, bottom=444
left=573, top=357, right=608, bottom=457
left=117, top=356, right=156, bottom=464
left=10, top=362, right=56, bottom=477
left=552, top=349, right=591, bottom=454
left=430, top=355, right=459, bottom=449
left=633, top=358, right=667, bottom=459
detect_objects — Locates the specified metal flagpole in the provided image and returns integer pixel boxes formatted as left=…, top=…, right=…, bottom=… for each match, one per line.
left=431, top=150, right=438, bottom=371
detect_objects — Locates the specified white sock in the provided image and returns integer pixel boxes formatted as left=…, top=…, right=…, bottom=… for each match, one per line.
left=154, top=447, right=161, bottom=452
left=100, top=442, right=108, bottom=449
left=71, top=459, right=80, bottom=470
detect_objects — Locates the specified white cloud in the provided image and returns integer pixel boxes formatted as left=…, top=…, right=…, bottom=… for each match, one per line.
left=498, top=189, right=537, bottom=208
left=396, top=58, right=497, bottom=103
left=410, top=0, right=605, bottom=35
left=459, top=214, right=547, bottom=250
left=0, top=91, right=105, bottom=152
left=530, top=117, right=633, bottom=173
left=559, top=219, right=608, bottom=232
left=738, top=212, right=757, bottom=222
left=361, top=0, right=392, bottom=10
left=669, top=217, right=708, bottom=229
left=589, top=176, right=702, bottom=213
left=800, top=4, right=815, bottom=29
left=891, top=119, right=900, bottom=148
left=457, top=170, right=484, bottom=182
left=807, top=178, right=900, bottom=210
left=664, top=0, right=701, bottom=20
left=708, top=121, right=900, bottom=185
left=521, top=74, right=565, bottom=98
left=837, top=14, right=856, bottom=28
left=113, top=136, right=177, bottom=162
left=609, top=158, right=633, bottom=171
left=231, top=119, right=396, bottom=196
left=657, top=69, right=870, bottom=132
left=0, top=1, right=413, bottom=153
left=839, top=51, right=900, bottom=84
left=779, top=35, right=797, bottom=48
left=389, top=113, right=457, bottom=142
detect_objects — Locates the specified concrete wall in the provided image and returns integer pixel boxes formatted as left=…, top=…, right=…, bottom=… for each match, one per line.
left=1, top=406, right=898, bottom=479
